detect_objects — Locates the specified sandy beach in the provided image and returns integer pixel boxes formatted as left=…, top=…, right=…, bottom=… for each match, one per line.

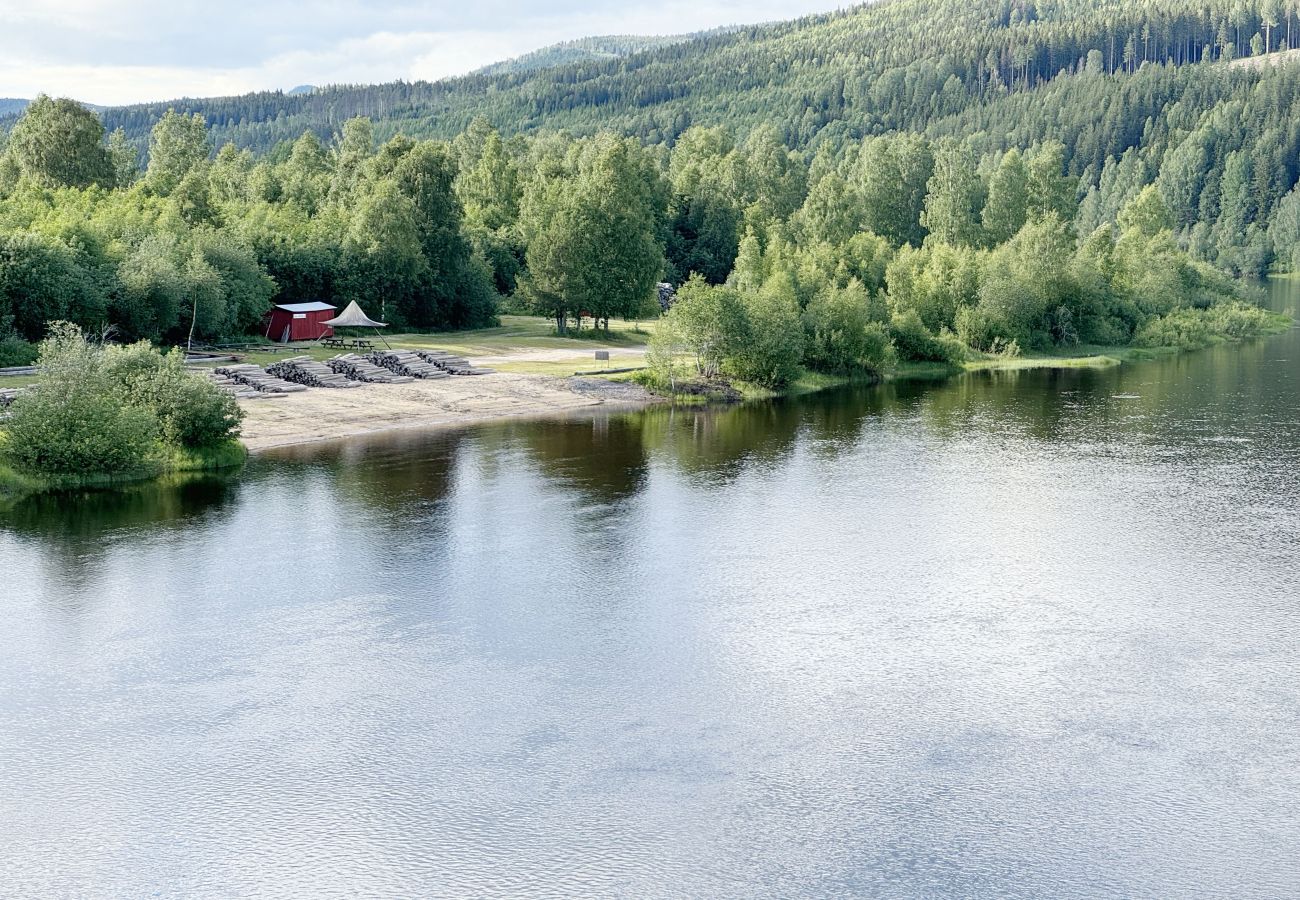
left=237, top=371, right=657, bottom=451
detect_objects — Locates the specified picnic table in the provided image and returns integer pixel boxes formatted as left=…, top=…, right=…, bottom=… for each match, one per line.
left=321, top=337, right=375, bottom=350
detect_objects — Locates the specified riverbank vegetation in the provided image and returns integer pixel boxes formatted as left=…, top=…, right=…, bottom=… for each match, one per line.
left=0, top=324, right=244, bottom=497
left=1, top=0, right=1297, bottom=404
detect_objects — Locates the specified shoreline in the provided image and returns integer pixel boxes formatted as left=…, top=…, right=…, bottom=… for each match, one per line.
left=238, top=372, right=661, bottom=453
left=0, top=440, right=246, bottom=503
left=237, top=350, right=1122, bottom=453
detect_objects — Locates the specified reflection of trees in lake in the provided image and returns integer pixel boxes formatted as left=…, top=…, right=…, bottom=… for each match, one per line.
left=2, top=473, right=239, bottom=538
left=638, top=402, right=805, bottom=482
left=260, top=427, right=469, bottom=519
left=908, top=366, right=1119, bottom=443
left=0, top=473, right=241, bottom=601
left=505, top=412, right=651, bottom=505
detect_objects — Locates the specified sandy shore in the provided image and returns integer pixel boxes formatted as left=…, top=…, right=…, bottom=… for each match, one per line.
left=237, top=372, right=657, bottom=451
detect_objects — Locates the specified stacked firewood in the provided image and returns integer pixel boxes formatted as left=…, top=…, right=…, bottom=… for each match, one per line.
left=195, top=370, right=266, bottom=400
left=267, top=356, right=365, bottom=388
left=0, top=387, right=23, bottom=410
left=414, top=349, right=495, bottom=376
left=367, top=350, right=450, bottom=379
left=214, top=363, right=308, bottom=393
left=326, top=354, right=414, bottom=384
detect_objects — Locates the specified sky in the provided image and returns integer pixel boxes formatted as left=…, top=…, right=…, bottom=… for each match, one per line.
left=0, top=0, right=843, bottom=107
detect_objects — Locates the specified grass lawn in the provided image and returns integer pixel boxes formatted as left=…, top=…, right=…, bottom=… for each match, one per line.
left=192, top=315, right=655, bottom=375
left=0, top=375, right=41, bottom=388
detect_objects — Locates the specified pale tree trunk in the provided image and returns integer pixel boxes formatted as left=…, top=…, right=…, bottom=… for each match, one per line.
left=187, top=293, right=198, bottom=352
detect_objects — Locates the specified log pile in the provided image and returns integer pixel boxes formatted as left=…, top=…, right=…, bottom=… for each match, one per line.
left=197, top=370, right=263, bottom=399
left=367, top=350, right=450, bottom=379
left=414, top=348, right=495, bottom=376
left=266, top=356, right=365, bottom=389
left=0, top=387, right=23, bottom=410
left=214, top=363, right=308, bottom=393
left=326, top=354, right=414, bottom=384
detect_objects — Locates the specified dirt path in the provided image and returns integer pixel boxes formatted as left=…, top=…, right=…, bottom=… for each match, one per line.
left=469, top=346, right=647, bottom=365
left=238, top=371, right=657, bottom=451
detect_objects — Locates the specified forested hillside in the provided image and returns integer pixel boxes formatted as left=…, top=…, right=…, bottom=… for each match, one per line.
left=32, top=0, right=1300, bottom=158
left=0, top=0, right=1296, bottom=386
left=4, top=0, right=1295, bottom=268
left=473, top=34, right=702, bottom=76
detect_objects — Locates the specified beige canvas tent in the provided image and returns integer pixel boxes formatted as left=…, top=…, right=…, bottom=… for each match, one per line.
left=321, top=301, right=390, bottom=347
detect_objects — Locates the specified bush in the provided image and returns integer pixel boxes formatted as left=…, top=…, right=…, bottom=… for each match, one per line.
left=1134, top=302, right=1278, bottom=351
left=0, top=334, right=37, bottom=367
left=725, top=274, right=804, bottom=388
left=802, top=281, right=893, bottom=374
left=101, top=342, right=242, bottom=448
left=889, top=309, right=966, bottom=364
left=654, top=275, right=748, bottom=378
left=4, top=383, right=160, bottom=476
left=0, top=324, right=243, bottom=481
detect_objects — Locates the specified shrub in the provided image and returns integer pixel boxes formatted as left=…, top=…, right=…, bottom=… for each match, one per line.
left=802, top=281, right=893, bottom=373
left=655, top=275, right=748, bottom=378
left=1134, top=302, right=1277, bottom=351
left=1205, top=301, right=1278, bottom=340
left=0, top=324, right=242, bottom=481
left=889, top=309, right=966, bottom=363
left=2, top=324, right=159, bottom=476
left=101, top=342, right=242, bottom=448
left=4, top=383, right=160, bottom=476
left=725, top=273, right=804, bottom=388
left=0, top=334, right=37, bottom=367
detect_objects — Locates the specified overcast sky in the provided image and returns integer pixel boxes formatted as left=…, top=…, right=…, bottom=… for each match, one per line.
left=0, top=1, right=842, bottom=107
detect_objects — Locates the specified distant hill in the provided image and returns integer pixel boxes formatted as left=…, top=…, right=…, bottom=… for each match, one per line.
left=0, top=98, right=28, bottom=117
left=286, top=85, right=317, bottom=95
left=473, top=34, right=700, bottom=76
left=4, top=0, right=1300, bottom=184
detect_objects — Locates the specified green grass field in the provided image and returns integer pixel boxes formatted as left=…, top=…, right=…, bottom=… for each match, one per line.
left=190, top=315, right=655, bottom=374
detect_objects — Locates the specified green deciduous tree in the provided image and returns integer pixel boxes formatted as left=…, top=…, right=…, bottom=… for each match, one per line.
left=519, top=136, right=664, bottom=332
left=147, top=110, right=211, bottom=196
left=855, top=133, right=933, bottom=247
left=727, top=271, right=804, bottom=387
left=982, top=149, right=1030, bottom=245
left=8, top=95, right=114, bottom=189
left=1027, top=141, right=1077, bottom=223
left=921, top=140, right=985, bottom=247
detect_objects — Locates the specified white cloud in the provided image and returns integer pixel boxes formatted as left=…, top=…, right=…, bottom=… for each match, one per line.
left=0, top=0, right=846, bottom=106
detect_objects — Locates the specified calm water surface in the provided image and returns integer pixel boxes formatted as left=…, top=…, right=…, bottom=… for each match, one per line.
left=3, top=282, right=1299, bottom=897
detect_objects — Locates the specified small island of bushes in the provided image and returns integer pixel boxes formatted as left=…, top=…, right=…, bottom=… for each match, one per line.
left=0, top=323, right=244, bottom=498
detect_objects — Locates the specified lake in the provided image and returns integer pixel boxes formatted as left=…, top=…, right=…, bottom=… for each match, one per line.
left=2, top=281, right=1298, bottom=897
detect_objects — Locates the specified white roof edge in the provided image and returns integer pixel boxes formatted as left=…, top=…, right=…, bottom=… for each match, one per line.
left=275, top=302, right=337, bottom=313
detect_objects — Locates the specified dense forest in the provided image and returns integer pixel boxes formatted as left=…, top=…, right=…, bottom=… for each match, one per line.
left=472, top=34, right=708, bottom=77
left=0, top=0, right=1296, bottom=385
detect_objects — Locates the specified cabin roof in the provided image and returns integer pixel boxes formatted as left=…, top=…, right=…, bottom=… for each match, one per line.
left=273, top=302, right=337, bottom=313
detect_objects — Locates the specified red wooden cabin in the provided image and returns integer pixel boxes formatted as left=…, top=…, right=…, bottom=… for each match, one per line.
left=263, top=302, right=337, bottom=343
